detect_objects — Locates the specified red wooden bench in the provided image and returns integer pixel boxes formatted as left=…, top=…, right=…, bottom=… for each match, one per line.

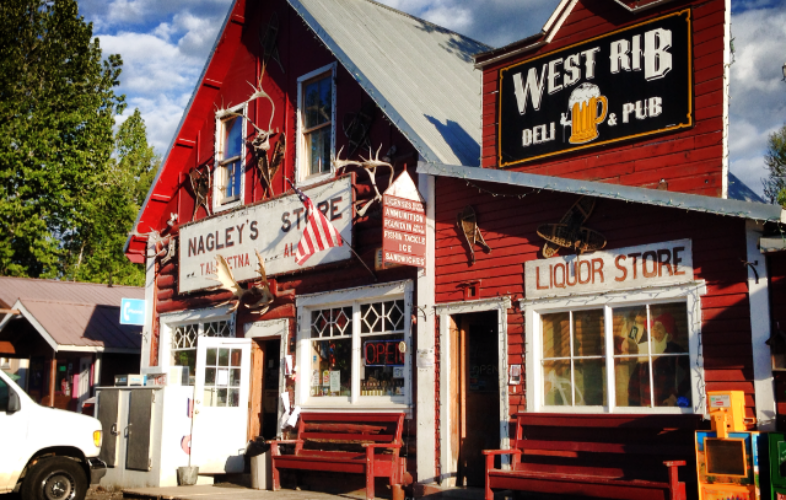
left=269, top=412, right=410, bottom=500
left=484, top=413, right=703, bottom=500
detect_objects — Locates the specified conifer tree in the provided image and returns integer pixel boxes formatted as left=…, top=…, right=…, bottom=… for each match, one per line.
left=763, top=125, right=786, bottom=206
left=0, top=0, right=125, bottom=277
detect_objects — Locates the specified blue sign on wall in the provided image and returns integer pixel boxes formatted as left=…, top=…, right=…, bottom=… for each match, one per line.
left=120, top=298, right=146, bottom=326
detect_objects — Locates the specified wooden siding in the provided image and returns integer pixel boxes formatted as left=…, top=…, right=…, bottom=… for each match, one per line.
left=434, top=176, right=754, bottom=419
left=143, top=0, right=422, bottom=474
left=480, top=0, right=726, bottom=196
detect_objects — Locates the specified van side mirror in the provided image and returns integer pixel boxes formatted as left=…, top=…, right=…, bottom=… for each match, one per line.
left=7, top=390, right=21, bottom=413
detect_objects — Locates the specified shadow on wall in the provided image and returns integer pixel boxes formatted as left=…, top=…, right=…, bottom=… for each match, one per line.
left=425, top=115, right=480, bottom=167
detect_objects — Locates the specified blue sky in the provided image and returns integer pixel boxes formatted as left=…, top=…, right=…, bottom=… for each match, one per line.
left=78, top=0, right=786, bottom=196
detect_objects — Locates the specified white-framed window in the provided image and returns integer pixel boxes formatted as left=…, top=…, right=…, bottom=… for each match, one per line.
left=523, top=282, right=706, bottom=415
left=214, top=104, right=247, bottom=211
left=295, top=280, right=413, bottom=410
left=296, top=63, right=336, bottom=186
left=160, top=306, right=235, bottom=385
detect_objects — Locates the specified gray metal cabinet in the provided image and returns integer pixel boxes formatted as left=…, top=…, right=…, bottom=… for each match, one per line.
left=127, top=390, right=154, bottom=471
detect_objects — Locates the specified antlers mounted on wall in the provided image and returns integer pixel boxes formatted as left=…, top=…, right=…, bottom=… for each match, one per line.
left=210, top=249, right=275, bottom=314
left=334, top=144, right=395, bottom=216
left=217, top=65, right=284, bottom=199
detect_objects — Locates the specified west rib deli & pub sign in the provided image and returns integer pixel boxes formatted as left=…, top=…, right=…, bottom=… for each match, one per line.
left=498, top=9, right=693, bottom=167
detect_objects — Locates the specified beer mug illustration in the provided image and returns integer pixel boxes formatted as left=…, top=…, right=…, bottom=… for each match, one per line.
left=566, top=83, right=608, bottom=144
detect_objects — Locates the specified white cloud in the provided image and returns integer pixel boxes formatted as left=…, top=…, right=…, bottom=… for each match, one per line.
left=93, top=5, right=228, bottom=156
left=727, top=4, right=786, bottom=195
left=85, top=0, right=786, bottom=199
left=80, top=0, right=231, bottom=32
left=377, top=0, right=560, bottom=47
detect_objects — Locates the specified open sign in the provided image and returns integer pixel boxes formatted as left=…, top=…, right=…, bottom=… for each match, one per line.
left=364, top=340, right=405, bottom=367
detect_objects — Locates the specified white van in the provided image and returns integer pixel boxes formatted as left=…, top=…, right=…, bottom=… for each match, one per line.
left=0, top=369, right=107, bottom=500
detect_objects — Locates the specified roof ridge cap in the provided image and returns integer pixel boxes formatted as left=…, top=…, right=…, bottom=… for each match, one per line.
left=359, top=0, right=492, bottom=50
left=0, top=276, right=142, bottom=290
left=19, top=298, right=118, bottom=307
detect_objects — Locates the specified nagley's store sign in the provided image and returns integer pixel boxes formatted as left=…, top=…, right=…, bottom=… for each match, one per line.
left=178, top=177, right=353, bottom=294
left=498, top=10, right=692, bottom=167
left=525, top=239, right=693, bottom=299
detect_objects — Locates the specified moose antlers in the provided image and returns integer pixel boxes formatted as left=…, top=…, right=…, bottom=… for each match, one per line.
left=334, top=144, right=394, bottom=216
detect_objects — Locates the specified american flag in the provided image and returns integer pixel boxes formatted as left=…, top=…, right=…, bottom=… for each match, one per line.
left=288, top=180, right=343, bottom=265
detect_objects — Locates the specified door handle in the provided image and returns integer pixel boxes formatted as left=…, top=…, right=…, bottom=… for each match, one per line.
left=111, top=423, right=119, bottom=436
left=194, top=409, right=200, bottom=415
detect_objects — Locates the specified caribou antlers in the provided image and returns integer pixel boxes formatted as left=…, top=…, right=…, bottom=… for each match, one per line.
left=334, top=144, right=395, bottom=216
left=224, top=66, right=283, bottom=199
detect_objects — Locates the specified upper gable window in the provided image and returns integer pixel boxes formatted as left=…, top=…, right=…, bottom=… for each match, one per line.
left=214, top=105, right=246, bottom=210
left=297, top=63, right=336, bottom=185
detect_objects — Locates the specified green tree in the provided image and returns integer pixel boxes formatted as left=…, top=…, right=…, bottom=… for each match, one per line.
left=763, top=124, right=786, bottom=206
left=63, top=109, right=159, bottom=286
left=0, top=0, right=124, bottom=277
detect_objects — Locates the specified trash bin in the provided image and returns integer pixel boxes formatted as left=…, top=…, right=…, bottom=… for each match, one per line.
left=250, top=451, right=271, bottom=490
left=177, top=466, right=199, bottom=486
left=248, top=439, right=271, bottom=490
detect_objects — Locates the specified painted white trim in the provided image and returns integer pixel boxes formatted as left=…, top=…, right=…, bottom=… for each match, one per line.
left=721, top=0, right=731, bottom=198
left=213, top=102, right=248, bottom=213
left=158, top=305, right=235, bottom=373
left=14, top=300, right=58, bottom=352
left=416, top=171, right=437, bottom=484
left=435, top=296, right=512, bottom=484
left=244, top=318, right=290, bottom=438
left=296, top=62, right=337, bottom=187
left=0, top=309, right=16, bottom=333
left=746, top=220, right=775, bottom=430
left=56, top=346, right=139, bottom=354
left=542, top=0, right=572, bottom=33
left=140, top=236, right=157, bottom=370
left=522, top=282, right=707, bottom=415
left=294, top=280, right=414, bottom=411
left=545, top=0, right=579, bottom=43
left=297, top=280, right=410, bottom=307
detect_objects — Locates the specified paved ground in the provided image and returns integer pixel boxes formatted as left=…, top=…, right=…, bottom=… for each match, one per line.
left=119, top=484, right=487, bottom=500
left=122, top=484, right=364, bottom=500
left=2, top=482, right=489, bottom=500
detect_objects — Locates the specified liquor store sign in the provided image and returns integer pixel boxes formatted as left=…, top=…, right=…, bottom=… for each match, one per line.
left=178, top=177, right=353, bottom=294
left=498, top=10, right=692, bottom=167
left=525, top=239, right=693, bottom=299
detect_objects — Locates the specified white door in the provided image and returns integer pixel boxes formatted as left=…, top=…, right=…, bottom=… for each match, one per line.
left=77, top=357, right=92, bottom=412
left=190, top=337, right=251, bottom=473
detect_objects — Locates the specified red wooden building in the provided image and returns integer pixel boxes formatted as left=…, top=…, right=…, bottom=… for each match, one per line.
left=122, top=0, right=485, bottom=489
left=414, top=0, right=786, bottom=495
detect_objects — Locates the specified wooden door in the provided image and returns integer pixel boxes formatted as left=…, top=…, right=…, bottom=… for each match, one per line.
left=458, top=312, right=500, bottom=487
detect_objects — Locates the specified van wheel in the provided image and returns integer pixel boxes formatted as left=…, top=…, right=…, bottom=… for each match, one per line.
left=21, top=457, right=87, bottom=500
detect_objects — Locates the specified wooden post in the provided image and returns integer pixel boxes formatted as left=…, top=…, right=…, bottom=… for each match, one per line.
left=248, top=340, right=265, bottom=441
left=48, top=351, right=56, bottom=408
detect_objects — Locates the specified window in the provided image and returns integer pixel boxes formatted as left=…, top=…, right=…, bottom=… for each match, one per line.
left=171, top=319, right=233, bottom=385
left=524, top=284, right=704, bottom=414
left=202, top=346, right=243, bottom=407
left=297, top=63, right=336, bottom=183
left=297, top=281, right=412, bottom=408
left=215, top=106, right=246, bottom=208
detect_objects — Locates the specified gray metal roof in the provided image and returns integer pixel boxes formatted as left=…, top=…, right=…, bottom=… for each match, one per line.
left=289, top=0, right=489, bottom=166
left=0, top=277, right=144, bottom=352
left=0, top=277, right=144, bottom=309
left=417, top=161, right=786, bottom=223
